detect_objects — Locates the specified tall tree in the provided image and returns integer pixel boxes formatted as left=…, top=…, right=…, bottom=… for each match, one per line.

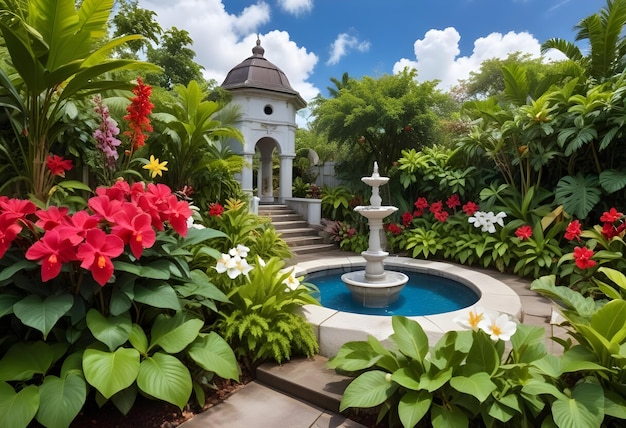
left=146, top=27, right=205, bottom=89
left=541, top=0, right=626, bottom=81
left=311, top=68, right=451, bottom=174
left=112, top=0, right=163, bottom=58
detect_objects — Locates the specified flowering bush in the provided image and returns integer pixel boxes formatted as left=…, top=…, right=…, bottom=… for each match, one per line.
left=0, top=180, right=239, bottom=426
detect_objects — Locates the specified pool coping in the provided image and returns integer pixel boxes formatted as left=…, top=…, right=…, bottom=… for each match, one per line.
left=292, top=255, right=523, bottom=357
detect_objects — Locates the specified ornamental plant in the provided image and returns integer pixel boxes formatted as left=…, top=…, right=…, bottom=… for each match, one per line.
left=0, top=180, right=238, bottom=427
left=330, top=313, right=623, bottom=427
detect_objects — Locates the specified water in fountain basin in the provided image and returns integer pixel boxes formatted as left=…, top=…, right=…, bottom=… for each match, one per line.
left=309, top=270, right=479, bottom=316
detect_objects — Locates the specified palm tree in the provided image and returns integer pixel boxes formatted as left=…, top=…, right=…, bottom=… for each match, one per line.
left=541, top=0, right=626, bottom=81
left=326, top=72, right=352, bottom=98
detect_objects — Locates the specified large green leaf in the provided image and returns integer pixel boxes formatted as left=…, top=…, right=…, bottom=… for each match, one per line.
left=0, top=260, right=37, bottom=282
left=551, top=382, right=603, bottom=428
left=149, top=313, right=203, bottom=354
left=86, top=309, right=132, bottom=351
left=113, top=261, right=171, bottom=279
left=137, top=352, right=192, bottom=410
left=133, top=283, right=181, bottom=310
left=82, top=348, right=140, bottom=399
left=0, top=382, right=39, bottom=428
left=591, top=300, right=626, bottom=342
left=390, top=316, right=428, bottom=361
left=339, top=370, right=398, bottom=412
left=187, top=332, right=239, bottom=381
left=398, top=390, right=432, bottom=428
left=465, top=331, right=499, bottom=375
left=36, top=374, right=86, bottom=428
left=13, top=294, right=73, bottom=338
left=431, top=403, right=469, bottom=428
left=554, top=174, right=601, bottom=219
left=181, top=227, right=226, bottom=247
left=0, top=341, right=54, bottom=381
left=129, top=324, right=148, bottom=355
left=449, top=373, right=496, bottom=403
left=599, top=169, right=626, bottom=193
left=0, top=294, right=20, bottom=317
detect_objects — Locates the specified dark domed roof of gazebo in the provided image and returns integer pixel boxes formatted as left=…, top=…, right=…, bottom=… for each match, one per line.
left=221, top=39, right=306, bottom=108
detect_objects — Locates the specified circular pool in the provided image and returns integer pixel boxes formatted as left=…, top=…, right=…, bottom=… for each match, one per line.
left=308, top=270, right=479, bottom=316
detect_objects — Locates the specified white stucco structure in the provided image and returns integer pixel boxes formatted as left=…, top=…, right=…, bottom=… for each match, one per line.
left=221, top=39, right=306, bottom=203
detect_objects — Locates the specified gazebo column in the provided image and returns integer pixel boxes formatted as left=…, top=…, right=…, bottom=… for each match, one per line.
left=278, top=153, right=295, bottom=203
left=260, top=154, right=274, bottom=203
left=239, top=153, right=254, bottom=197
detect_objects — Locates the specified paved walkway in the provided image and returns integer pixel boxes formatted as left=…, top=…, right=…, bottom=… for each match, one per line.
left=181, top=251, right=569, bottom=428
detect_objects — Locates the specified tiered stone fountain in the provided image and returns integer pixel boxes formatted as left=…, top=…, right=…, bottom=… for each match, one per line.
left=341, top=163, right=409, bottom=307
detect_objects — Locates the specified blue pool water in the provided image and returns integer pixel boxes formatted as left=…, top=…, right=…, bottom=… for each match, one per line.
left=308, top=270, right=479, bottom=316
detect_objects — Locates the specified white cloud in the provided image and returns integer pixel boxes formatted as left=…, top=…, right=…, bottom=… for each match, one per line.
left=326, top=33, right=371, bottom=66
left=393, top=27, right=566, bottom=90
left=140, top=0, right=319, bottom=102
left=276, top=0, right=313, bottom=15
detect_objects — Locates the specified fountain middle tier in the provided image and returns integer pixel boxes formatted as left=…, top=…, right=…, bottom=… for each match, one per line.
left=341, top=270, right=408, bottom=308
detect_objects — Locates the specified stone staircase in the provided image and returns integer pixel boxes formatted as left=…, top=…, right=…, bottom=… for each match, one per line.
left=258, top=204, right=336, bottom=257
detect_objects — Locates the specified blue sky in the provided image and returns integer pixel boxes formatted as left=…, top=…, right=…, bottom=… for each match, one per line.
left=141, top=0, right=605, bottom=106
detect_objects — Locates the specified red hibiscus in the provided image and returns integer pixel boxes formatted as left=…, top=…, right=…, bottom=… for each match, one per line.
left=35, top=206, right=70, bottom=231
left=387, top=223, right=402, bottom=235
left=0, top=216, right=22, bottom=258
left=401, top=211, right=413, bottom=227
left=112, top=206, right=156, bottom=259
left=600, top=207, right=623, bottom=223
left=46, top=155, right=73, bottom=177
left=573, top=246, right=596, bottom=269
left=515, top=225, right=533, bottom=240
left=165, top=196, right=192, bottom=236
left=564, top=220, right=582, bottom=241
left=414, top=197, right=428, bottom=210
left=434, top=210, right=448, bottom=223
left=462, top=201, right=479, bottom=216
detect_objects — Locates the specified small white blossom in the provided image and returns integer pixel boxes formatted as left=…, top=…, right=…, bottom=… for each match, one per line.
left=478, top=313, right=517, bottom=341
left=468, top=211, right=507, bottom=234
left=229, top=244, right=250, bottom=259
left=282, top=269, right=300, bottom=292
left=215, top=253, right=236, bottom=275
left=453, top=306, right=490, bottom=331
left=228, top=255, right=253, bottom=279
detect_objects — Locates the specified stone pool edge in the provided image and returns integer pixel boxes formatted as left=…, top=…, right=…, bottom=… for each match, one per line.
left=293, top=255, right=523, bottom=357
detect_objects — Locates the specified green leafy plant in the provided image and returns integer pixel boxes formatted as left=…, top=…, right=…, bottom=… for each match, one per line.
left=321, top=185, right=353, bottom=220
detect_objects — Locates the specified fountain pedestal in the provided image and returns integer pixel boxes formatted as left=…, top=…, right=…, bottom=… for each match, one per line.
left=341, top=163, right=408, bottom=308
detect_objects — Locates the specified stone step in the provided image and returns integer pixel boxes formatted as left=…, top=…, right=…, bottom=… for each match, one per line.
left=290, top=243, right=337, bottom=255
left=263, top=213, right=303, bottom=222
left=272, top=220, right=310, bottom=230
left=279, top=227, right=322, bottom=239
left=283, top=235, right=326, bottom=247
left=256, top=355, right=353, bottom=415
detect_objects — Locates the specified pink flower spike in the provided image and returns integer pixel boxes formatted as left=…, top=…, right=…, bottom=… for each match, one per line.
left=77, top=229, right=124, bottom=286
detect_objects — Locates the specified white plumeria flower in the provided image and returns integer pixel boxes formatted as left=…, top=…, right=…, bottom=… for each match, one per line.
left=227, top=255, right=253, bottom=279
left=468, top=211, right=507, bottom=234
left=229, top=244, right=250, bottom=259
left=215, top=253, right=236, bottom=275
left=282, top=269, right=300, bottom=292
left=186, top=215, right=205, bottom=230
left=478, top=313, right=517, bottom=341
left=453, top=306, right=490, bottom=331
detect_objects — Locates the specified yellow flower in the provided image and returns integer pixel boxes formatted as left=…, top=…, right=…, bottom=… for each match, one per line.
left=143, top=155, right=168, bottom=178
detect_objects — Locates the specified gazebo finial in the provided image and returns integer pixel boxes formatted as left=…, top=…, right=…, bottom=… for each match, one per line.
left=252, top=35, right=265, bottom=57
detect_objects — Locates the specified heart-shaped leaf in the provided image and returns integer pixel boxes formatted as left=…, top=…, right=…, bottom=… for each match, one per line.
left=36, top=374, right=86, bottom=428
left=187, top=332, right=239, bottom=381
left=137, top=352, right=191, bottom=410
left=0, top=382, right=39, bottom=428
left=13, top=294, right=73, bottom=338
left=149, top=313, right=203, bottom=354
left=0, top=341, right=54, bottom=381
left=86, top=309, right=132, bottom=351
left=83, top=348, right=140, bottom=399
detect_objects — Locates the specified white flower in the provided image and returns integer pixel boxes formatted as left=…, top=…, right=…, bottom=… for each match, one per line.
left=228, top=255, right=253, bottom=279
left=229, top=244, right=250, bottom=259
left=186, top=215, right=205, bottom=230
left=282, top=269, right=300, bottom=292
left=453, top=306, right=490, bottom=331
left=215, top=253, right=236, bottom=275
left=468, top=211, right=507, bottom=234
left=478, top=313, right=517, bottom=341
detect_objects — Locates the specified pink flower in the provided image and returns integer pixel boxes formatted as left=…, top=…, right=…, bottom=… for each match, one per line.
left=564, top=220, right=582, bottom=241
left=88, top=195, right=124, bottom=223
left=573, top=246, right=596, bottom=269
left=112, top=206, right=156, bottom=259
left=0, top=198, right=37, bottom=222
left=165, top=196, right=192, bottom=236
left=56, top=210, right=101, bottom=245
left=446, top=194, right=461, bottom=209
left=515, top=225, right=533, bottom=240
left=77, top=229, right=125, bottom=286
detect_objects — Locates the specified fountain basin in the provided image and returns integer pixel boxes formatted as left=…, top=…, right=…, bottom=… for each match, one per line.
left=294, top=256, right=523, bottom=357
left=341, top=270, right=408, bottom=307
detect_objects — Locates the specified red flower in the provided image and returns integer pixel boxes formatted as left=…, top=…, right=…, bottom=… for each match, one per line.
left=601, top=222, right=618, bottom=239
left=0, top=216, right=22, bottom=258
left=165, top=196, right=192, bottom=236
left=600, top=207, right=623, bottom=223
left=515, top=225, right=533, bottom=240
left=46, top=155, right=73, bottom=177
left=112, top=206, right=156, bottom=259
left=77, top=229, right=125, bottom=286
left=413, top=209, right=424, bottom=217
left=564, top=220, right=582, bottom=241
left=401, top=211, right=413, bottom=227
left=404, top=125, right=411, bottom=132
left=573, top=246, right=596, bottom=269
left=57, top=210, right=101, bottom=246
left=387, top=223, right=402, bottom=235
left=209, top=202, right=224, bottom=217
left=462, top=201, right=479, bottom=216
left=414, top=197, right=428, bottom=210
left=434, top=210, right=448, bottom=223
left=35, top=206, right=70, bottom=231
left=0, top=198, right=37, bottom=222
left=25, top=229, right=77, bottom=282
left=124, top=77, right=154, bottom=150
left=429, top=201, right=443, bottom=214
left=446, top=194, right=461, bottom=209
left=96, top=180, right=131, bottom=201
left=88, top=195, right=124, bottom=223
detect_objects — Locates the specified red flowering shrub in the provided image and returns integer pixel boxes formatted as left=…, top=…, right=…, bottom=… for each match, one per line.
left=462, top=201, right=479, bottom=216
left=401, top=211, right=413, bottom=227
left=564, top=220, right=582, bottom=241
left=387, top=223, right=402, bottom=235
left=599, top=207, right=625, bottom=239
left=515, top=225, right=533, bottom=240
left=573, top=246, right=596, bottom=269
left=446, top=194, right=461, bottom=210
left=209, top=202, right=225, bottom=217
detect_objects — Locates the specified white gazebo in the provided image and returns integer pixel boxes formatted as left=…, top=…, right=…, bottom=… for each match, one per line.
left=221, top=39, right=306, bottom=203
